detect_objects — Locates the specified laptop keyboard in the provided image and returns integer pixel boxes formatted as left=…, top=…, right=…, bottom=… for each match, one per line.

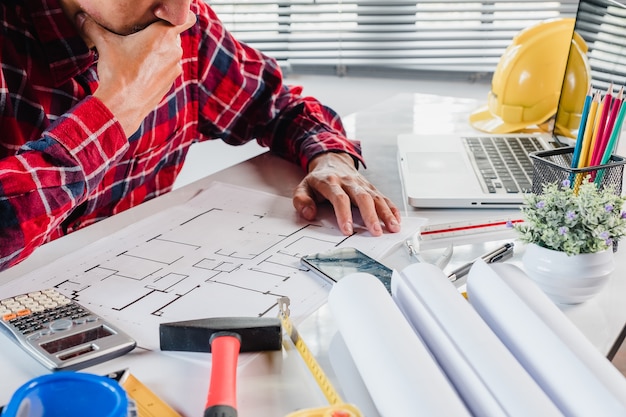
left=462, top=136, right=547, bottom=194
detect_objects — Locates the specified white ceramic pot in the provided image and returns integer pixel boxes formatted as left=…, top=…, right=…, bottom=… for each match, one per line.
left=522, top=243, right=615, bottom=305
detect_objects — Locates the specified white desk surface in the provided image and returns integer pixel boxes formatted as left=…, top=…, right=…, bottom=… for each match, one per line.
left=1, top=92, right=625, bottom=416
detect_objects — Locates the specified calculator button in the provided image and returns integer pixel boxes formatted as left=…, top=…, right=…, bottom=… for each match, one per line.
left=27, top=332, right=42, bottom=341
left=2, top=313, right=17, bottom=321
left=17, top=309, right=31, bottom=317
left=27, top=332, right=42, bottom=340
left=21, top=326, right=39, bottom=334
left=49, top=319, right=73, bottom=332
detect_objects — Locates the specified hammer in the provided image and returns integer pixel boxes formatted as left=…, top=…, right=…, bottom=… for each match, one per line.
left=159, top=316, right=282, bottom=417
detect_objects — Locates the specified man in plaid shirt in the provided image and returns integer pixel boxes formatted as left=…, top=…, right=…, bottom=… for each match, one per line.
left=0, top=0, right=401, bottom=271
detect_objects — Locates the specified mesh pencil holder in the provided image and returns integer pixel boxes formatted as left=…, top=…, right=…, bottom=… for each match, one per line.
left=529, top=146, right=626, bottom=195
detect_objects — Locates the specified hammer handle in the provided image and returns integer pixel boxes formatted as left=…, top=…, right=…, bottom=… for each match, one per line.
left=204, top=332, right=241, bottom=417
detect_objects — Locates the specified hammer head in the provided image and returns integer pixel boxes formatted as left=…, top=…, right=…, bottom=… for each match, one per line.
left=159, top=316, right=282, bottom=353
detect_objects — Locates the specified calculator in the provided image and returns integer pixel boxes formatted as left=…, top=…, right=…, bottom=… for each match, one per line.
left=0, top=289, right=136, bottom=371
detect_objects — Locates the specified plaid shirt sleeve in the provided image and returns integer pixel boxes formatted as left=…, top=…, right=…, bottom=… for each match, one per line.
left=0, top=97, right=128, bottom=270
left=195, top=3, right=364, bottom=172
left=0, top=0, right=364, bottom=272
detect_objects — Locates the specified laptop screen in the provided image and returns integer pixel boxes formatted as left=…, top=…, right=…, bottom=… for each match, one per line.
left=554, top=0, right=626, bottom=140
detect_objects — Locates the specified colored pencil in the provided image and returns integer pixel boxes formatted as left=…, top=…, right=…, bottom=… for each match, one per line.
left=595, top=90, right=626, bottom=185
left=588, top=85, right=613, bottom=168
left=591, top=87, right=622, bottom=181
left=574, top=92, right=600, bottom=192
left=591, top=84, right=618, bottom=167
left=577, top=92, right=600, bottom=168
left=569, top=87, right=593, bottom=183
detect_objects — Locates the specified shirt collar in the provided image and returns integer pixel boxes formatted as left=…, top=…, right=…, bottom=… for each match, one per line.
left=26, top=0, right=96, bottom=87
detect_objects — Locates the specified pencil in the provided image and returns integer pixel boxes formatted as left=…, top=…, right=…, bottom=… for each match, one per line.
left=574, top=92, right=600, bottom=191
left=590, top=84, right=617, bottom=167
left=588, top=86, right=612, bottom=168
left=577, top=92, right=600, bottom=168
left=591, top=87, right=622, bottom=181
left=569, top=86, right=593, bottom=183
left=595, top=91, right=626, bottom=185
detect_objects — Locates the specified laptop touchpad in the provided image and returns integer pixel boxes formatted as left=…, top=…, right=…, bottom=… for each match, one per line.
left=407, top=152, right=466, bottom=174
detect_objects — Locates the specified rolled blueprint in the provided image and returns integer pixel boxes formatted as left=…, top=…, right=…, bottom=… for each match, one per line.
left=392, top=263, right=562, bottom=417
left=467, top=260, right=626, bottom=417
left=328, top=273, right=470, bottom=417
left=489, top=262, right=626, bottom=405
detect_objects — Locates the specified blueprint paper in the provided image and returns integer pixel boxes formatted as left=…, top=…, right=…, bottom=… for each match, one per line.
left=467, top=260, right=626, bottom=416
left=391, top=263, right=562, bottom=417
left=0, top=182, right=424, bottom=351
left=328, top=273, right=471, bottom=417
left=478, top=263, right=626, bottom=409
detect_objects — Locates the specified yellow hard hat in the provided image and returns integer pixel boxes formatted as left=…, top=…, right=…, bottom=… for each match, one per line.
left=469, top=18, right=591, bottom=135
left=554, top=30, right=591, bottom=137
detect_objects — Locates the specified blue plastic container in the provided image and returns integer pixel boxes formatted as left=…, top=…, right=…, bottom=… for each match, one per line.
left=2, top=373, right=130, bottom=417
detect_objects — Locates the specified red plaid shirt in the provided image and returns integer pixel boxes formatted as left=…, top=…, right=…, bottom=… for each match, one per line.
left=0, top=0, right=362, bottom=271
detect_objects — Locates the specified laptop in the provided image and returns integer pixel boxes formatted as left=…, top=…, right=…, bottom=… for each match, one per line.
left=397, top=0, right=626, bottom=209
left=397, top=132, right=557, bottom=208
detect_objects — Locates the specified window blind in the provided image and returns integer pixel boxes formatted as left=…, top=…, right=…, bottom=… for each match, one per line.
left=208, top=0, right=578, bottom=77
left=573, top=0, right=626, bottom=92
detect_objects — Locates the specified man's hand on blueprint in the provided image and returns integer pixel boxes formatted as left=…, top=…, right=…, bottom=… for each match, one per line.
left=293, top=152, right=402, bottom=237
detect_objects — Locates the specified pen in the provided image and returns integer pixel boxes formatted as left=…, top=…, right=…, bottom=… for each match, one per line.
left=447, top=242, right=514, bottom=282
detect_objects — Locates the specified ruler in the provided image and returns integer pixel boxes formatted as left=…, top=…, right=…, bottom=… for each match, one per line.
left=416, top=217, right=523, bottom=250
left=108, top=369, right=182, bottom=417
left=419, top=217, right=524, bottom=240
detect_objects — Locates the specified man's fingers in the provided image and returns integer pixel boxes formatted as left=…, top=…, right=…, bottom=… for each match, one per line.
left=292, top=182, right=318, bottom=221
left=297, top=152, right=401, bottom=237
left=370, top=193, right=402, bottom=234
left=293, top=180, right=354, bottom=235
left=344, top=185, right=384, bottom=236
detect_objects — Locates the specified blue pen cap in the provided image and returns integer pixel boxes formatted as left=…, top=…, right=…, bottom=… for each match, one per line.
left=2, top=373, right=131, bottom=417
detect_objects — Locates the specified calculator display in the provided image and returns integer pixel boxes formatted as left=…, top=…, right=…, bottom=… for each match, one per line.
left=41, top=325, right=114, bottom=354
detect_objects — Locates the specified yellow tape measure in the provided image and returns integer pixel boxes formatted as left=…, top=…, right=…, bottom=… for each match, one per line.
left=108, top=369, right=181, bottom=417
left=277, top=297, right=363, bottom=417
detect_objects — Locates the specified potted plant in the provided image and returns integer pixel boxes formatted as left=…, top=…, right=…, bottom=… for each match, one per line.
left=513, top=177, right=626, bottom=304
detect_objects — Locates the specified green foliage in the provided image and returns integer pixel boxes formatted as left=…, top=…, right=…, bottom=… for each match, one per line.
left=514, top=178, right=626, bottom=255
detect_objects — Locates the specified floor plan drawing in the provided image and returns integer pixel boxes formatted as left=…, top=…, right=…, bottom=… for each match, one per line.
left=2, top=182, right=422, bottom=350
